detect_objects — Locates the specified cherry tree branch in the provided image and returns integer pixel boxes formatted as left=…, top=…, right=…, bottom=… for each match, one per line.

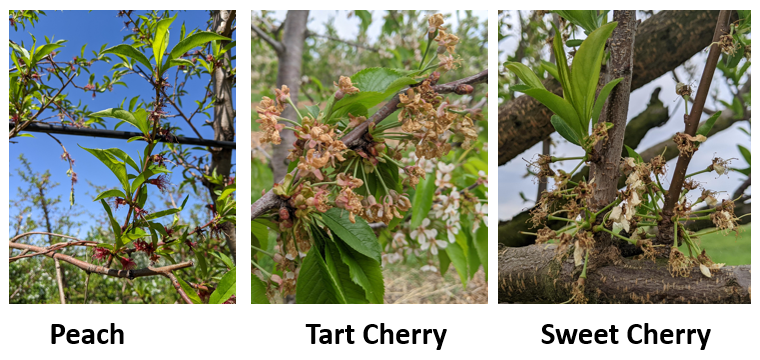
left=251, top=23, right=284, bottom=54
left=251, top=69, right=488, bottom=220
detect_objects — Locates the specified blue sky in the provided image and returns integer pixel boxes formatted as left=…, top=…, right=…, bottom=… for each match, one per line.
left=9, top=10, right=236, bottom=234
left=498, top=11, right=751, bottom=220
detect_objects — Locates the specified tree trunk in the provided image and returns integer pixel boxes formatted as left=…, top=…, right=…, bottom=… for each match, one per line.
left=498, top=10, right=734, bottom=165
left=498, top=244, right=751, bottom=304
left=271, top=10, right=309, bottom=181
left=208, top=10, right=237, bottom=262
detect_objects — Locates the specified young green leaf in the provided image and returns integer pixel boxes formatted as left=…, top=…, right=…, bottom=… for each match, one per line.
left=591, top=77, right=623, bottom=127
left=570, top=21, right=618, bottom=132
left=153, top=13, right=177, bottom=72
left=80, top=146, right=130, bottom=191
left=209, top=267, right=236, bottom=304
left=505, top=62, right=545, bottom=89
left=93, top=189, right=127, bottom=202
left=176, top=276, right=203, bottom=304
left=696, top=111, right=723, bottom=138
left=624, top=145, right=644, bottom=164
left=295, top=242, right=341, bottom=304
left=89, top=108, right=150, bottom=135
left=738, top=144, right=751, bottom=165
left=333, top=236, right=384, bottom=304
left=168, top=31, right=232, bottom=60
left=102, top=44, right=153, bottom=73
left=550, top=115, right=581, bottom=146
left=523, top=88, right=582, bottom=135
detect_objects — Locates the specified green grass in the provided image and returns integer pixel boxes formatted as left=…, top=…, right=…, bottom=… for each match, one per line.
left=682, top=224, right=751, bottom=265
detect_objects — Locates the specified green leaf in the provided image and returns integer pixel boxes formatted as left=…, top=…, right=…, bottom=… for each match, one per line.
left=323, top=239, right=370, bottom=304
left=322, top=208, right=382, bottom=263
left=209, top=267, right=236, bottom=304
left=33, top=43, right=63, bottom=63
left=213, top=251, right=235, bottom=270
left=195, top=249, right=208, bottom=279
left=169, top=31, right=231, bottom=60
left=153, top=13, right=177, bottom=72
left=331, top=67, right=417, bottom=119
left=144, top=208, right=181, bottom=221
left=570, top=21, right=618, bottom=132
left=624, top=145, right=644, bottom=164
left=551, top=26, right=574, bottom=106
left=696, top=111, right=723, bottom=138
left=89, top=108, right=149, bottom=135
left=93, top=189, right=127, bottom=202
left=105, top=148, right=141, bottom=173
left=100, top=199, right=122, bottom=249
left=410, top=172, right=436, bottom=229
left=296, top=243, right=340, bottom=304
left=473, top=224, right=488, bottom=280
left=566, top=39, right=584, bottom=47
left=738, top=144, right=751, bottom=165
left=523, top=88, right=582, bottom=135
left=130, top=169, right=155, bottom=195
left=438, top=249, right=451, bottom=276
left=80, top=146, right=130, bottom=191
left=103, top=44, right=153, bottom=73
left=176, top=276, right=202, bottom=304
left=555, top=10, right=600, bottom=33
left=550, top=115, right=581, bottom=146
left=591, top=77, right=623, bottom=127
left=445, top=237, right=468, bottom=287
left=333, top=236, right=384, bottom=304
left=505, top=62, right=545, bottom=89
left=540, top=60, right=559, bottom=80
left=251, top=275, right=271, bottom=304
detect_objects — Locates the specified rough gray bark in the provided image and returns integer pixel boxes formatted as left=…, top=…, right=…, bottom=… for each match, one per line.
left=499, top=10, right=734, bottom=165
left=208, top=10, right=237, bottom=262
left=271, top=10, right=309, bottom=181
left=589, top=11, right=637, bottom=211
left=498, top=244, right=751, bottom=304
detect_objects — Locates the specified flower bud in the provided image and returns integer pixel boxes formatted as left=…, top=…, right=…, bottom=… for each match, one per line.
left=455, top=84, right=474, bottom=95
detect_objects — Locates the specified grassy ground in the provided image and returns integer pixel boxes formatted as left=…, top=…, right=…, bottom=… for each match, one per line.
left=681, top=224, right=751, bottom=265
left=382, top=263, right=487, bottom=304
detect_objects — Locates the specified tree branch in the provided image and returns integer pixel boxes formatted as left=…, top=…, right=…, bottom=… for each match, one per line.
left=659, top=10, right=731, bottom=246
left=251, top=23, right=284, bottom=54
left=498, top=244, right=751, bottom=304
left=307, top=31, right=379, bottom=52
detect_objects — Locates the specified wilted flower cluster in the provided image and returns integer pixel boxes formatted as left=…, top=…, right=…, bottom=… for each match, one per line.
left=255, top=96, right=285, bottom=145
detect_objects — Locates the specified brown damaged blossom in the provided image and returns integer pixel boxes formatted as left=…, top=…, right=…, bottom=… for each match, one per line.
left=673, top=132, right=706, bottom=157
left=710, top=157, right=731, bottom=176
left=434, top=30, right=459, bottom=54
left=668, top=247, right=692, bottom=277
left=335, top=76, right=359, bottom=96
left=718, top=34, right=737, bottom=56
left=535, top=227, right=556, bottom=244
left=427, top=13, right=446, bottom=34
left=256, top=96, right=285, bottom=145
left=710, top=199, right=740, bottom=233
left=335, top=186, right=364, bottom=223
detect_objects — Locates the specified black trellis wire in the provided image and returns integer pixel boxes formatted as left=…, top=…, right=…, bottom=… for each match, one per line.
left=9, top=122, right=236, bottom=149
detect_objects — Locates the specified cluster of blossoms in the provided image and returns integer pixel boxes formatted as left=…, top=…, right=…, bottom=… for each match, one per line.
left=397, top=75, right=478, bottom=162
left=530, top=148, right=742, bottom=282
left=255, top=94, right=286, bottom=145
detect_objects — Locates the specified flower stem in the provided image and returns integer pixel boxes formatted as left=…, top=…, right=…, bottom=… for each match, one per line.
left=685, top=167, right=711, bottom=179
left=277, top=116, right=301, bottom=127
left=286, top=98, right=303, bottom=121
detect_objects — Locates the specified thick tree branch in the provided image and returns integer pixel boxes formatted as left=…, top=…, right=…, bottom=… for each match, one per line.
left=498, top=244, right=751, bottom=304
left=251, top=69, right=488, bottom=220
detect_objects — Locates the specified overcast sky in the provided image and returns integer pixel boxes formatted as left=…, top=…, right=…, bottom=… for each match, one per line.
left=498, top=11, right=751, bottom=220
